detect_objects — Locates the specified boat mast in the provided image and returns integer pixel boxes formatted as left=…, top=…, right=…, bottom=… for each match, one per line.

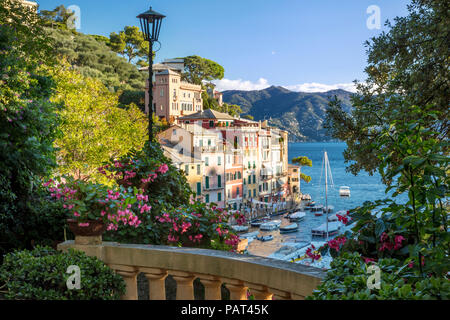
left=324, top=151, right=329, bottom=242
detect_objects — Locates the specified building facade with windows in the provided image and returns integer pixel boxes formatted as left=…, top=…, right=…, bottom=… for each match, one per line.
left=158, top=109, right=293, bottom=212
left=145, top=69, right=203, bottom=123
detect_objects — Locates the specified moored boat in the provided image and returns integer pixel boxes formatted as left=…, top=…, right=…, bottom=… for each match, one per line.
left=323, top=205, right=334, bottom=213
left=280, top=223, right=299, bottom=234
left=256, top=235, right=274, bottom=242
left=260, top=220, right=282, bottom=231
left=311, top=222, right=340, bottom=237
left=250, top=218, right=271, bottom=227
left=288, top=211, right=306, bottom=222
left=310, top=204, right=324, bottom=212
left=339, top=186, right=351, bottom=197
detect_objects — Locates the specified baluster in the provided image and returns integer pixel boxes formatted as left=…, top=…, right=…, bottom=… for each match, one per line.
left=270, top=288, right=292, bottom=300
left=245, top=283, right=273, bottom=300
left=109, top=264, right=138, bottom=300
left=223, top=278, right=248, bottom=300
left=197, top=274, right=222, bottom=300
left=171, top=271, right=196, bottom=300
left=140, top=267, right=168, bottom=300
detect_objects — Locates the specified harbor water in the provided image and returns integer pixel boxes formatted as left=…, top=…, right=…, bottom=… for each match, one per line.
left=246, top=142, right=394, bottom=260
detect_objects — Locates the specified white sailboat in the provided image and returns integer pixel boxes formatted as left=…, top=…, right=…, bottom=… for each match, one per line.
left=311, top=151, right=336, bottom=241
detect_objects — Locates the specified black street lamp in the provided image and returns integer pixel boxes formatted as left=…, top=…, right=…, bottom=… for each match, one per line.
left=137, top=6, right=166, bottom=142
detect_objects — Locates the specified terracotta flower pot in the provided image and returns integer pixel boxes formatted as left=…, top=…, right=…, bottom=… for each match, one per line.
left=67, top=219, right=107, bottom=237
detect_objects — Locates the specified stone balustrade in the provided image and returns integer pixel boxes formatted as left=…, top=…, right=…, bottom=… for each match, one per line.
left=57, top=240, right=325, bottom=300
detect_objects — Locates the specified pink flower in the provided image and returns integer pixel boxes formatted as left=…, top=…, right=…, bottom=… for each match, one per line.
left=73, top=212, right=80, bottom=217
left=78, top=222, right=90, bottom=227
left=364, top=257, right=376, bottom=264
left=157, top=164, right=169, bottom=174
left=394, top=235, right=405, bottom=250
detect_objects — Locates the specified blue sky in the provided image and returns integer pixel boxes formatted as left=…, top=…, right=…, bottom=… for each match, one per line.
left=36, top=0, right=411, bottom=92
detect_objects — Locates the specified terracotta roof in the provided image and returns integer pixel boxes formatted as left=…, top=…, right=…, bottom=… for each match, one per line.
left=178, top=109, right=235, bottom=121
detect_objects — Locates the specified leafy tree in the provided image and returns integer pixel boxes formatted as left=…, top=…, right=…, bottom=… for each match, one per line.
left=182, top=55, right=225, bottom=86
left=109, top=26, right=149, bottom=65
left=242, top=115, right=254, bottom=120
left=325, top=0, right=449, bottom=178
left=49, top=65, right=148, bottom=182
left=309, top=106, right=449, bottom=299
left=39, top=5, right=75, bottom=31
left=292, top=156, right=313, bottom=183
left=45, top=28, right=145, bottom=93
left=0, top=0, right=62, bottom=255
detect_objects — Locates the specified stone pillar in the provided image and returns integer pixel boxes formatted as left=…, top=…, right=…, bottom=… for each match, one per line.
left=109, top=264, right=138, bottom=300
left=197, top=274, right=222, bottom=300
left=223, top=279, right=248, bottom=300
left=245, top=283, right=273, bottom=300
left=141, top=268, right=168, bottom=300
left=74, top=235, right=102, bottom=245
left=171, top=271, right=196, bottom=300
left=270, top=288, right=292, bottom=300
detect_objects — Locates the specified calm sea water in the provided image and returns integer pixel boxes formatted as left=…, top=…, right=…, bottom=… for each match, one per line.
left=288, top=142, right=389, bottom=212
left=247, top=142, right=396, bottom=257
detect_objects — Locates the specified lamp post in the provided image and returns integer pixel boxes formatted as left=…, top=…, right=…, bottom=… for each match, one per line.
left=137, top=6, right=166, bottom=142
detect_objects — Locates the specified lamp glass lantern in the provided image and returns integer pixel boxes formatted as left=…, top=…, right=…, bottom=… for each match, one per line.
left=137, top=7, right=166, bottom=43
left=137, top=6, right=166, bottom=141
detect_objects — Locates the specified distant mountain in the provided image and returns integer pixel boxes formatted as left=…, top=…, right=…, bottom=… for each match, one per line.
left=222, top=86, right=354, bottom=142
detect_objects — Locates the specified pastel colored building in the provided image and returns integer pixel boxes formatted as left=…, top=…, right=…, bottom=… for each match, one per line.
left=157, top=107, right=294, bottom=212
left=144, top=69, right=203, bottom=123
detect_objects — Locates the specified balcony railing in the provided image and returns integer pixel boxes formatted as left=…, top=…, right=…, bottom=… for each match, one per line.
left=58, top=240, right=325, bottom=300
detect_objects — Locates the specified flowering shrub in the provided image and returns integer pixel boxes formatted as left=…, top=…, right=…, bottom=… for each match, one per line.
left=308, top=252, right=449, bottom=300
left=96, top=142, right=242, bottom=251
left=155, top=202, right=240, bottom=252
left=43, top=177, right=150, bottom=231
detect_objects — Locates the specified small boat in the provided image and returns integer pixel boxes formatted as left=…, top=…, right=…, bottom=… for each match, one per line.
left=304, top=201, right=316, bottom=209
left=314, top=212, right=323, bottom=217
left=260, top=220, right=282, bottom=231
left=280, top=223, right=299, bottom=234
left=310, top=204, right=324, bottom=212
left=339, top=186, right=351, bottom=197
left=256, top=235, right=273, bottom=242
left=231, top=225, right=250, bottom=233
left=250, top=218, right=271, bottom=227
left=323, top=205, right=334, bottom=213
left=327, top=214, right=338, bottom=222
left=289, top=211, right=306, bottom=222
left=311, top=222, right=340, bottom=237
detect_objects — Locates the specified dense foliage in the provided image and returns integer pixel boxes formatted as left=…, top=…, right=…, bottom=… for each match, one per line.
left=309, top=252, right=449, bottom=300
left=292, top=156, right=313, bottom=183
left=182, top=55, right=225, bottom=86
left=325, top=0, right=449, bottom=176
left=0, top=0, right=64, bottom=256
left=95, top=142, right=240, bottom=250
left=109, top=26, right=149, bottom=66
left=309, top=107, right=449, bottom=300
left=49, top=65, right=147, bottom=182
left=0, top=246, right=125, bottom=300
left=311, top=0, right=449, bottom=299
left=44, top=27, right=146, bottom=93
